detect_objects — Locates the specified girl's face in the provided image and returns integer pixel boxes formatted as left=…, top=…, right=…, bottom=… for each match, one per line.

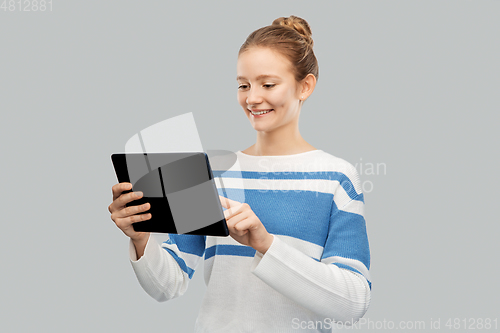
left=236, top=47, right=302, bottom=133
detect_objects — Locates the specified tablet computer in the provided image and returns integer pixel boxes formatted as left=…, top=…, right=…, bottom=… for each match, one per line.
left=110, top=152, right=229, bottom=236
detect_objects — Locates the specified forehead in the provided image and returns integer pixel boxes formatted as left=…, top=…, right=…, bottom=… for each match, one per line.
left=237, top=47, right=294, bottom=80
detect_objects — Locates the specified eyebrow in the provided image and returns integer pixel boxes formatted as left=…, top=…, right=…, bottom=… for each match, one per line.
left=236, top=74, right=281, bottom=81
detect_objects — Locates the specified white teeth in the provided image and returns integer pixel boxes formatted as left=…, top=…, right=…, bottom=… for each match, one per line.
left=251, top=110, right=272, bottom=115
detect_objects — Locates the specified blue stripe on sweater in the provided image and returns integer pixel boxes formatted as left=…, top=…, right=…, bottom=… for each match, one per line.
left=205, top=245, right=256, bottom=260
left=165, top=234, right=206, bottom=256
left=243, top=189, right=332, bottom=247
left=213, top=171, right=363, bottom=201
left=322, top=201, right=370, bottom=270
left=162, top=247, right=196, bottom=279
left=162, top=234, right=206, bottom=279
left=218, top=189, right=365, bottom=250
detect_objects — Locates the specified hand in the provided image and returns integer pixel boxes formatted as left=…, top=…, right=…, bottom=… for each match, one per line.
left=219, top=196, right=274, bottom=254
left=108, top=182, right=151, bottom=243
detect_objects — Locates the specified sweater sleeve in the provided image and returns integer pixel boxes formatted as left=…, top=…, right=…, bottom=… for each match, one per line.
left=129, top=233, right=206, bottom=302
left=250, top=193, right=371, bottom=324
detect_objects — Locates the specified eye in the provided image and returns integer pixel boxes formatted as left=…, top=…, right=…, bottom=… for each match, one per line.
left=238, top=84, right=249, bottom=90
left=263, top=84, right=276, bottom=89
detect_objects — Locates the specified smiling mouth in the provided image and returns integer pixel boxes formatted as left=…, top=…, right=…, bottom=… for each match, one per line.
left=249, top=109, right=273, bottom=116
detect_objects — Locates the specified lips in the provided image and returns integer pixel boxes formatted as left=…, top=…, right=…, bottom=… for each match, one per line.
left=249, top=109, right=274, bottom=116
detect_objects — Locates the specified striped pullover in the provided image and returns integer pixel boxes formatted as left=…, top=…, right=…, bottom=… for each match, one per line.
left=129, top=150, right=371, bottom=332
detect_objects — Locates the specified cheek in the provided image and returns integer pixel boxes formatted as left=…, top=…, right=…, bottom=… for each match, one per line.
left=237, top=93, right=246, bottom=108
left=268, top=88, right=292, bottom=107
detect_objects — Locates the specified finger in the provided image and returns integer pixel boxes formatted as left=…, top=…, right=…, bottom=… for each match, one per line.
left=221, top=199, right=245, bottom=218
left=109, top=190, right=144, bottom=214
left=226, top=214, right=251, bottom=237
left=230, top=227, right=248, bottom=237
left=114, top=212, right=152, bottom=230
left=114, top=202, right=151, bottom=220
left=233, top=216, right=257, bottom=233
left=119, top=190, right=145, bottom=208
left=112, top=182, right=132, bottom=201
left=219, top=195, right=242, bottom=209
left=223, top=204, right=246, bottom=220
left=225, top=209, right=250, bottom=227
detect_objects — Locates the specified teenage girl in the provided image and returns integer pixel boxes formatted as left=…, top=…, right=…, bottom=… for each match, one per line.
left=109, top=15, right=371, bottom=332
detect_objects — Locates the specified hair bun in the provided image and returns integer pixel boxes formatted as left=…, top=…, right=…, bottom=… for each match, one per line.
left=272, top=15, right=313, bottom=46
left=239, top=15, right=319, bottom=82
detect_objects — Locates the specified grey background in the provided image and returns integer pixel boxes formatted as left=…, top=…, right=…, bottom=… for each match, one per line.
left=1, top=0, right=498, bottom=332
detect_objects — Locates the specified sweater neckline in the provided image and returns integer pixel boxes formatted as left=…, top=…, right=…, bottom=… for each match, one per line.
left=236, top=149, right=323, bottom=158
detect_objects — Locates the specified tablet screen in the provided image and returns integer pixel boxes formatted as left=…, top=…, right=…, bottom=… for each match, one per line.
left=111, top=152, right=229, bottom=236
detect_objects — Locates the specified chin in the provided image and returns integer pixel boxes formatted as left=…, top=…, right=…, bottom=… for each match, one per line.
left=251, top=124, right=275, bottom=133
left=246, top=112, right=275, bottom=129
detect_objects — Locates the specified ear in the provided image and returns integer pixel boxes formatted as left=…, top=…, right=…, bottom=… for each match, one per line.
left=297, top=74, right=317, bottom=101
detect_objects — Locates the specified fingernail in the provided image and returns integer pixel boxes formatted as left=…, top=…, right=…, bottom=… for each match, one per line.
left=135, top=191, right=143, bottom=197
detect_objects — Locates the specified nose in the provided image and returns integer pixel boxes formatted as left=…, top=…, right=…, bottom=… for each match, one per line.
left=246, top=87, right=263, bottom=106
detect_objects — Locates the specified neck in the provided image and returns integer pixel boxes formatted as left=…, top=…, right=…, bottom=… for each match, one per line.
left=245, top=120, right=316, bottom=156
